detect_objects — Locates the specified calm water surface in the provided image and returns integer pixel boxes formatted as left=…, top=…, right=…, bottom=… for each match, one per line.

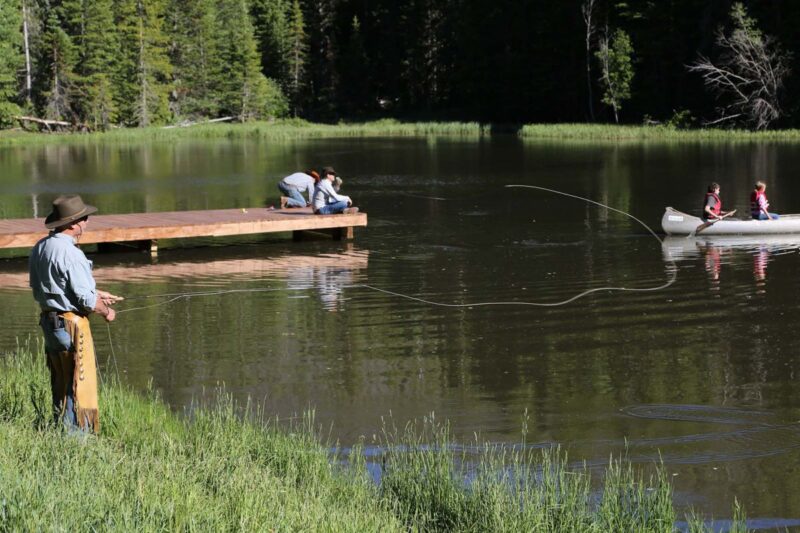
left=3, top=137, right=800, bottom=521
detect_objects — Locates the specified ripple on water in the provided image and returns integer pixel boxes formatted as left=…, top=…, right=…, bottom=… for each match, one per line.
left=619, top=404, right=800, bottom=465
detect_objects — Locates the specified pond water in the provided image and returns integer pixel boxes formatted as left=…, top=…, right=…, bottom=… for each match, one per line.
left=3, top=136, right=800, bottom=521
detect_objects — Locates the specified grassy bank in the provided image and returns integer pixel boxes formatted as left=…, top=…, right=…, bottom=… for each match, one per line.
left=0, top=341, right=744, bottom=532
left=3, top=119, right=800, bottom=146
left=0, top=119, right=485, bottom=147
left=519, top=123, right=800, bottom=141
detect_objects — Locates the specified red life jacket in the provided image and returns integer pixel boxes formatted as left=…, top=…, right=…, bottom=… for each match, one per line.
left=704, top=192, right=722, bottom=217
left=750, top=189, right=766, bottom=217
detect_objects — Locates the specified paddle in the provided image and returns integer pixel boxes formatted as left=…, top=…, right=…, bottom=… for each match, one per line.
left=693, top=209, right=737, bottom=236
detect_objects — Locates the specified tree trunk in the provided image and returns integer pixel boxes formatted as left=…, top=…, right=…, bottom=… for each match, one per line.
left=582, top=0, right=595, bottom=121
left=22, top=1, right=32, bottom=105
left=138, top=10, right=149, bottom=127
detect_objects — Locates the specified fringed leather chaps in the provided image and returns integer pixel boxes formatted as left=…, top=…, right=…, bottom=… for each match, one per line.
left=45, top=312, right=100, bottom=433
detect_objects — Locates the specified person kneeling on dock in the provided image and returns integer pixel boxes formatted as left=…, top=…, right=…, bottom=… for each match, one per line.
left=278, top=169, right=319, bottom=209
left=702, top=182, right=735, bottom=221
left=29, top=195, right=122, bottom=434
left=751, top=181, right=779, bottom=220
left=313, top=167, right=359, bottom=215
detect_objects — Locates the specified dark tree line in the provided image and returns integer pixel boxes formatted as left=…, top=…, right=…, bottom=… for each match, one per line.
left=0, top=0, right=798, bottom=130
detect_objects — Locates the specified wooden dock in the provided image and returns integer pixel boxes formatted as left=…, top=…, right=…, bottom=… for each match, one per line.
left=0, top=207, right=366, bottom=253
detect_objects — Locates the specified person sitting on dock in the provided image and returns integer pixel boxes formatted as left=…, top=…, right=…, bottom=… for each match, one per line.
left=750, top=181, right=779, bottom=220
left=702, top=182, right=734, bottom=221
left=278, top=169, right=319, bottom=209
left=313, top=167, right=359, bottom=215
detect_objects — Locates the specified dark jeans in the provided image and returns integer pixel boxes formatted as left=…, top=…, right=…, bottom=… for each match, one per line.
left=316, top=200, right=348, bottom=215
left=40, top=314, right=81, bottom=430
left=278, top=182, right=308, bottom=207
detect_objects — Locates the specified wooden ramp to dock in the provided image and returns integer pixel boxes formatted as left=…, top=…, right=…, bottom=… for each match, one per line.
left=0, top=207, right=367, bottom=253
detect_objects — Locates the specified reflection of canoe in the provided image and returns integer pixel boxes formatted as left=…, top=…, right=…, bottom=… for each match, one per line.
left=661, top=235, right=800, bottom=262
left=661, top=207, right=800, bottom=235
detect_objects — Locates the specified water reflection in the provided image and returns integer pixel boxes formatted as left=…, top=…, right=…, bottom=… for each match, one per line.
left=0, top=246, right=369, bottom=292
left=662, top=235, right=800, bottom=292
left=286, top=262, right=356, bottom=312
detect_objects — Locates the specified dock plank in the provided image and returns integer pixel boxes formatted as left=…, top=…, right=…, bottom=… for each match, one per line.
left=0, top=207, right=366, bottom=249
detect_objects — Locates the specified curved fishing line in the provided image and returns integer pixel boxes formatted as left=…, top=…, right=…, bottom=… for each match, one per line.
left=106, top=185, right=676, bottom=313
left=100, top=185, right=677, bottom=374
left=355, top=185, right=676, bottom=307
left=116, top=287, right=309, bottom=314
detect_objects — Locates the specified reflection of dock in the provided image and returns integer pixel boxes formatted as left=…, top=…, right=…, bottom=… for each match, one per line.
left=0, top=207, right=367, bottom=253
left=0, top=249, right=369, bottom=289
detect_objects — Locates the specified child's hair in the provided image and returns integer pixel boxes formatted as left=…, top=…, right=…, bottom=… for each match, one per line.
left=754, top=180, right=766, bottom=190
left=707, top=182, right=720, bottom=193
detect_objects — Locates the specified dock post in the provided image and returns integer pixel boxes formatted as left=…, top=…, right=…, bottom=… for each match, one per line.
left=331, top=227, right=354, bottom=240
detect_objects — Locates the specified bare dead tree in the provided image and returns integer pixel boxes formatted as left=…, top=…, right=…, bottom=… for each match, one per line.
left=581, top=0, right=596, bottom=121
left=688, top=3, right=790, bottom=130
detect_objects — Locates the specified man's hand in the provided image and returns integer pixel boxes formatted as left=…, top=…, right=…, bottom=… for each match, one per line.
left=98, top=289, right=124, bottom=305
left=105, top=307, right=116, bottom=322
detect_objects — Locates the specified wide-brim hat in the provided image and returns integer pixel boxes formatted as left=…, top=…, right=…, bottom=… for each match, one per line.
left=44, top=195, right=98, bottom=229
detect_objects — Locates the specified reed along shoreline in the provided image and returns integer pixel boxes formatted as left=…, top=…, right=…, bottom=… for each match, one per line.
left=0, top=341, right=744, bottom=531
left=3, top=119, right=800, bottom=147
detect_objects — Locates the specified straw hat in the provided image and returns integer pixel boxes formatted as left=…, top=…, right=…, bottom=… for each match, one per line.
left=44, top=195, right=98, bottom=229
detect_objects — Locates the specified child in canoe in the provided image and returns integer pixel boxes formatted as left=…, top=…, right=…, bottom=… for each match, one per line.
left=750, top=181, right=779, bottom=220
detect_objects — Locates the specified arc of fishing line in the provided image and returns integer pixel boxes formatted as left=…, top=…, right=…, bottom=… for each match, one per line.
left=355, top=185, right=676, bottom=308
left=109, top=184, right=675, bottom=314
left=101, top=185, right=677, bottom=374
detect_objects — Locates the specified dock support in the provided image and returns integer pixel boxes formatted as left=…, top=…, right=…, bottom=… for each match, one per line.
left=97, top=239, right=158, bottom=256
left=293, top=227, right=354, bottom=241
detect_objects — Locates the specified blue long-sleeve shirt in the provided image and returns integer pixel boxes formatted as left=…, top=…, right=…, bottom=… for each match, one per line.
left=29, top=233, right=97, bottom=313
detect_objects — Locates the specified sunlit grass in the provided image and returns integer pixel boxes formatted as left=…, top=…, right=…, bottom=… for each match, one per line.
left=0, top=119, right=485, bottom=146
left=519, top=122, right=800, bottom=141
left=0, top=340, right=745, bottom=531
left=4, top=119, right=800, bottom=146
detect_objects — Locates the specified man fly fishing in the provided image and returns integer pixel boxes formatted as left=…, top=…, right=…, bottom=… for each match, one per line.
left=29, top=195, right=122, bottom=434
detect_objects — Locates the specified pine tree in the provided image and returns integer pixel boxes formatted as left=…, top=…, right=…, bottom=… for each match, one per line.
left=114, top=0, right=172, bottom=126
left=166, top=0, right=219, bottom=119
left=286, top=0, right=307, bottom=116
left=216, top=0, right=287, bottom=120
left=250, top=0, right=291, bottom=90
left=304, top=0, right=338, bottom=120
left=398, top=0, right=448, bottom=113
left=0, top=0, right=23, bottom=127
left=37, top=1, right=78, bottom=122
left=337, top=15, right=368, bottom=116
left=72, top=0, right=119, bottom=129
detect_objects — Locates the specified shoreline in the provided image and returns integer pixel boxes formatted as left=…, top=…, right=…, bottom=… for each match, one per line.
left=2, top=119, right=800, bottom=147
left=0, top=342, right=744, bottom=530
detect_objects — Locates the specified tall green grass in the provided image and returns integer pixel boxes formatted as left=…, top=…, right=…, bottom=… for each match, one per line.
left=0, top=119, right=485, bottom=147
left=4, top=119, right=800, bottom=146
left=518, top=123, right=800, bottom=141
left=0, top=341, right=745, bottom=531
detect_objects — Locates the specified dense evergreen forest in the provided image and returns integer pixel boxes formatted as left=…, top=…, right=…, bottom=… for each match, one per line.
left=1, top=0, right=799, bottom=131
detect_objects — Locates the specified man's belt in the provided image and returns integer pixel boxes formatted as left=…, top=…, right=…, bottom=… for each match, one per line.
left=41, top=309, right=87, bottom=328
left=41, top=310, right=66, bottom=329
